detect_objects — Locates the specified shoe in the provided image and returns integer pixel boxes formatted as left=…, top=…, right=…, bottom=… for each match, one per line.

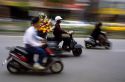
left=33, top=63, right=45, bottom=70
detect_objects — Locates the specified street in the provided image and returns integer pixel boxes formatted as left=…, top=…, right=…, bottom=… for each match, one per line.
left=0, top=35, right=125, bottom=82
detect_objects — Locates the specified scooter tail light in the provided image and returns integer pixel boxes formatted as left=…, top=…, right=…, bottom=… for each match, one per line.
left=16, top=54, right=28, bottom=62
left=45, top=48, right=54, bottom=56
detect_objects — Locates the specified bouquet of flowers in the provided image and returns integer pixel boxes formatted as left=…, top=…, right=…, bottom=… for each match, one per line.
left=38, top=17, right=53, bottom=33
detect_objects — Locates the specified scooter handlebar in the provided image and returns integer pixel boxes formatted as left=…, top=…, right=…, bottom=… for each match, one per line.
left=67, top=31, right=74, bottom=35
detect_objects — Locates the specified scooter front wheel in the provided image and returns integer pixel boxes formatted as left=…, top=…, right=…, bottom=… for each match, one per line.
left=105, top=42, right=111, bottom=49
left=72, top=48, right=82, bottom=56
left=50, top=61, right=64, bottom=74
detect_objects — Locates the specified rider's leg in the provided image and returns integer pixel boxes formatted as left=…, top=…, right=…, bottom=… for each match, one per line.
left=36, top=47, right=48, bottom=63
left=25, top=44, right=45, bottom=69
left=33, top=47, right=47, bottom=69
left=98, top=34, right=106, bottom=46
left=62, top=36, right=70, bottom=49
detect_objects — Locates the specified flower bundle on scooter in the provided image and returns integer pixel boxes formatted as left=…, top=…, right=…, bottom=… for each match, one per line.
left=38, top=18, right=53, bottom=33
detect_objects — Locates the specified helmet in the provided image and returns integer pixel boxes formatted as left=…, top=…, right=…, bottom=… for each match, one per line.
left=96, top=22, right=102, bottom=25
left=31, top=17, right=40, bottom=24
left=55, top=16, right=62, bottom=21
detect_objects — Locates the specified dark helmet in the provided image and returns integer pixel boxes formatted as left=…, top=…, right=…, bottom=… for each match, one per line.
left=31, top=17, right=40, bottom=24
left=96, top=22, right=102, bottom=26
left=95, top=22, right=102, bottom=27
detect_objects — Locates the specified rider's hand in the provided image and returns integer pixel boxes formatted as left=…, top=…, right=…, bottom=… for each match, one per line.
left=67, top=31, right=74, bottom=34
left=41, top=39, right=47, bottom=48
left=41, top=39, right=47, bottom=43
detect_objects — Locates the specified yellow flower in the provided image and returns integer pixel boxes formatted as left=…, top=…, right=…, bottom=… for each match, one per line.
left=38, top=18, right=52, bottom=33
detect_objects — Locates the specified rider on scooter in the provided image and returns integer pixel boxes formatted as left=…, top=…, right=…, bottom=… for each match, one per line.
left=53, top=16, right=72, bottom=50
left=91, top=22, right=107, bottom=45
left=23, top=17, right=47, bottom=70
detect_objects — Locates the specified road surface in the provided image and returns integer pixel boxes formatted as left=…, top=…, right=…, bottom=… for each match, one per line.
left=0, top=35, right=125, bottom=82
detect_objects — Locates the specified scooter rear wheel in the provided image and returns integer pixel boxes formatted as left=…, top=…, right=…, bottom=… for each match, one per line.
left=7, top=60, right=20, bottom=74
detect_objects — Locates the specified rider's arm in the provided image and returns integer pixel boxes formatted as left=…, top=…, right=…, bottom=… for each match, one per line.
left=33, top=34, right=44, bottom=41
left=56, top=24, right=67, bottom=34
left=24, top=27, right=44, bottom=47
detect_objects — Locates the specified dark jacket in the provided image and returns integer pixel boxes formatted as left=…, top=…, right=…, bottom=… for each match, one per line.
left=91, top=25, right=101, bottom=40
left=53, top=23, right=67, bottom=40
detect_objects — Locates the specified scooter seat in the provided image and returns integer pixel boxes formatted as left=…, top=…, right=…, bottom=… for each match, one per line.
left=13, top=46, right=29, bottom=56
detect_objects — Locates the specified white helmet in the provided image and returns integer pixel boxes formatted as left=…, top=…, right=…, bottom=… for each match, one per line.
left=55, top=16, right=62, bottom=21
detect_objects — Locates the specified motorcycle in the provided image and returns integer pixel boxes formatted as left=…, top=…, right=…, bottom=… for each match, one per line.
left=84, top=32, right=111, bottom=49
left=3, top=46, right=64, bottom=74
left=47, top=31, right=83, bottom=57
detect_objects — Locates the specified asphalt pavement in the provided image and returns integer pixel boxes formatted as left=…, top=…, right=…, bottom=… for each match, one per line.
left=0, top=35, right=125, bottom=82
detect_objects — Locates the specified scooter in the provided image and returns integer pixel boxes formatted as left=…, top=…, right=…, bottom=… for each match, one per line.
left=3, top=46, right=64, bottom=74
left=84, top=32, right=111, bottom=49
left=47, top=31, right=83, bottom=57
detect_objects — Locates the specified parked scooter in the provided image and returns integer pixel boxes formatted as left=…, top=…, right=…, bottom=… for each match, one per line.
left=84, top=32, right=111, bottom=49
left=47, top=31, right=83, bottom=56
left=3, top=46, right=64, bottom=74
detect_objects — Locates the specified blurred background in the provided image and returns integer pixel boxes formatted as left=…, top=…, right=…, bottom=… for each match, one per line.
left=0, top=0, right=125, bottom=38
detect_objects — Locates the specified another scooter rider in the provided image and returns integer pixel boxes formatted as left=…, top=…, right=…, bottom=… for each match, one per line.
left=53, top=16, right=71, bottom=49
left=91, top=22, right=106, bottom=45
left=23, top=17, right=47, bottom=70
